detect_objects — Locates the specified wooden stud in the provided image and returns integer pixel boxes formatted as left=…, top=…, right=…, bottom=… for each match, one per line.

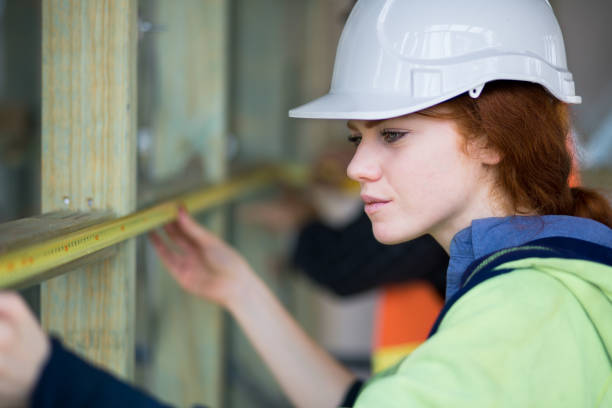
left=41, top=0, right=137, bottom=378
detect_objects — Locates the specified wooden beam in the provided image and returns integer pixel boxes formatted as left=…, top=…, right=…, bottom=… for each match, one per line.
left=0, top=211, right=116, bottom=289
left=41, top=0, right=137, bottom=378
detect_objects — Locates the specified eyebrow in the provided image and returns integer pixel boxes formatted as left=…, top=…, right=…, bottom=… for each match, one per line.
left=346, top=120, right=384, bottom=131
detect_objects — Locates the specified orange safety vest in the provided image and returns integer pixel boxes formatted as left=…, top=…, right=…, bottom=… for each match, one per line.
left=372, top=281, right=443, bottom=373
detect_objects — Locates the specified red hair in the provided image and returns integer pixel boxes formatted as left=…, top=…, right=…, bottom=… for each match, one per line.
left=420, top=81, right=612, bottom=228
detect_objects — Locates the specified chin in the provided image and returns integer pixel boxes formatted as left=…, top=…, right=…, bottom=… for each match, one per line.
left=371, top=222, right=418, bottom=245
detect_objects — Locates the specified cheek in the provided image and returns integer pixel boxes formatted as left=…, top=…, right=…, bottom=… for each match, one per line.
left=386, top=143, right=472, bottom=209
left=385, top=144, right=451, bottom=192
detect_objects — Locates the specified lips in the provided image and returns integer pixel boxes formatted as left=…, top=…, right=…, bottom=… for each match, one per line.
left=361, top=194, right=391, bottom=215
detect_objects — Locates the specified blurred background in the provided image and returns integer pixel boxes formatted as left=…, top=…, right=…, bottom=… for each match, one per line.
left=0, top=0, right=609, bottom=407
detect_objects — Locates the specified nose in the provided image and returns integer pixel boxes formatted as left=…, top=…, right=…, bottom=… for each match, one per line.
left=347, top=143, right=381, bottom=183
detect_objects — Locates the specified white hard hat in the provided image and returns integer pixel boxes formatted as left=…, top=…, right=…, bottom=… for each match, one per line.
left=289, top=0, right=581, bottom=120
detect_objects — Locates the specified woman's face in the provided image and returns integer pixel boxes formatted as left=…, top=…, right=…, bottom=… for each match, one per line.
left=346, top=113, right=502, bottom=251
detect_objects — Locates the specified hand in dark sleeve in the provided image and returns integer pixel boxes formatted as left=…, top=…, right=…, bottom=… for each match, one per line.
left=32, top=337, right=206, bottom=408
left=292, top=213, right=448, bottom=297
left=0, top=292, right=204, bottom=408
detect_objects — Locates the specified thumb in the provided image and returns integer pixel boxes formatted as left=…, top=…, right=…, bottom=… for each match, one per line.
left=0, top=292, right=28, bottom=321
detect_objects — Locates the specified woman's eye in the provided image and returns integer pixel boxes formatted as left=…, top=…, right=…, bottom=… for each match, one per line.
left=381, top=130, right=407, bottom=144
left=347, top=134, right=362, bottom=146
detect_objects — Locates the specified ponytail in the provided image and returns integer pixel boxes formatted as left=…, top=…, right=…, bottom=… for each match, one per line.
left=571, top=187, right=612, bottom=228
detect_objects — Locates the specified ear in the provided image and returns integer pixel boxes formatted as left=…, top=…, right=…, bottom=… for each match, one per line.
left=467, top=136, right=502, bottom=165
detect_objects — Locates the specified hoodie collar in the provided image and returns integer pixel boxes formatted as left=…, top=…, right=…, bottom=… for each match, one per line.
left=445, top=215, right=612, bottom=300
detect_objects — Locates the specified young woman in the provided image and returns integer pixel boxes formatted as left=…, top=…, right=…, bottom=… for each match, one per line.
left=0, top=0, right=610, bottom=407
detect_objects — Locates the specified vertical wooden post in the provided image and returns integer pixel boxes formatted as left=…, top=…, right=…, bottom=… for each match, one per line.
left=143, top=1, right=228, bottom=406
left=41, top=0, right=137, bottom=378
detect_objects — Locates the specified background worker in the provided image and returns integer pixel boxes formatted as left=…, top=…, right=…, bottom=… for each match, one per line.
left=297, top=149, right=448, bottom=372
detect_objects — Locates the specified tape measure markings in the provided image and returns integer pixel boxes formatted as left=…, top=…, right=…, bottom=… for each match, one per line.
left=0, top=167, right=281, bottom=289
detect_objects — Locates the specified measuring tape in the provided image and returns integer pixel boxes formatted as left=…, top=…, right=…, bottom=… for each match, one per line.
left=0, top=166, right=293, bottom=289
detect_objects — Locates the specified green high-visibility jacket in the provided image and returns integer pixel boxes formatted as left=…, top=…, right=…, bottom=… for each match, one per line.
left=353, top=237, right=612, bottom=407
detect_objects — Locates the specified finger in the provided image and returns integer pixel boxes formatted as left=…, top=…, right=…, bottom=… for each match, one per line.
left=0, top=293, right=27, bottom=320
left=176, top=207, right=219, bottom=246
left=149, top=232, right=188, bottom=282
left=0, top=293, right=33, bottom=339
left=149, top=231, right=183, bottom=269
left=164, top=222, right=199, bottom=254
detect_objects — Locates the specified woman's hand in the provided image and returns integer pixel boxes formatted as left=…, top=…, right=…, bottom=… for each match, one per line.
left=152, top=208, right=356, bottom=408
left=149, top=207, right=255, bottom=307
left=0, top=292, right=50, bottom=408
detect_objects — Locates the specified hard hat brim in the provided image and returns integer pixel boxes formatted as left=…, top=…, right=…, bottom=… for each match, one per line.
left=288, top=90, right=472, bottom=120
left=289, top=81, right=581, bottom=120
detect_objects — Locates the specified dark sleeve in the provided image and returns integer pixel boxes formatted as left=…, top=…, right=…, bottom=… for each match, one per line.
left=292, top=213, right=449, bottom=297
left=339, top=379, right=364, bottom=407
left=31, top=337, right=180, bottom=408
